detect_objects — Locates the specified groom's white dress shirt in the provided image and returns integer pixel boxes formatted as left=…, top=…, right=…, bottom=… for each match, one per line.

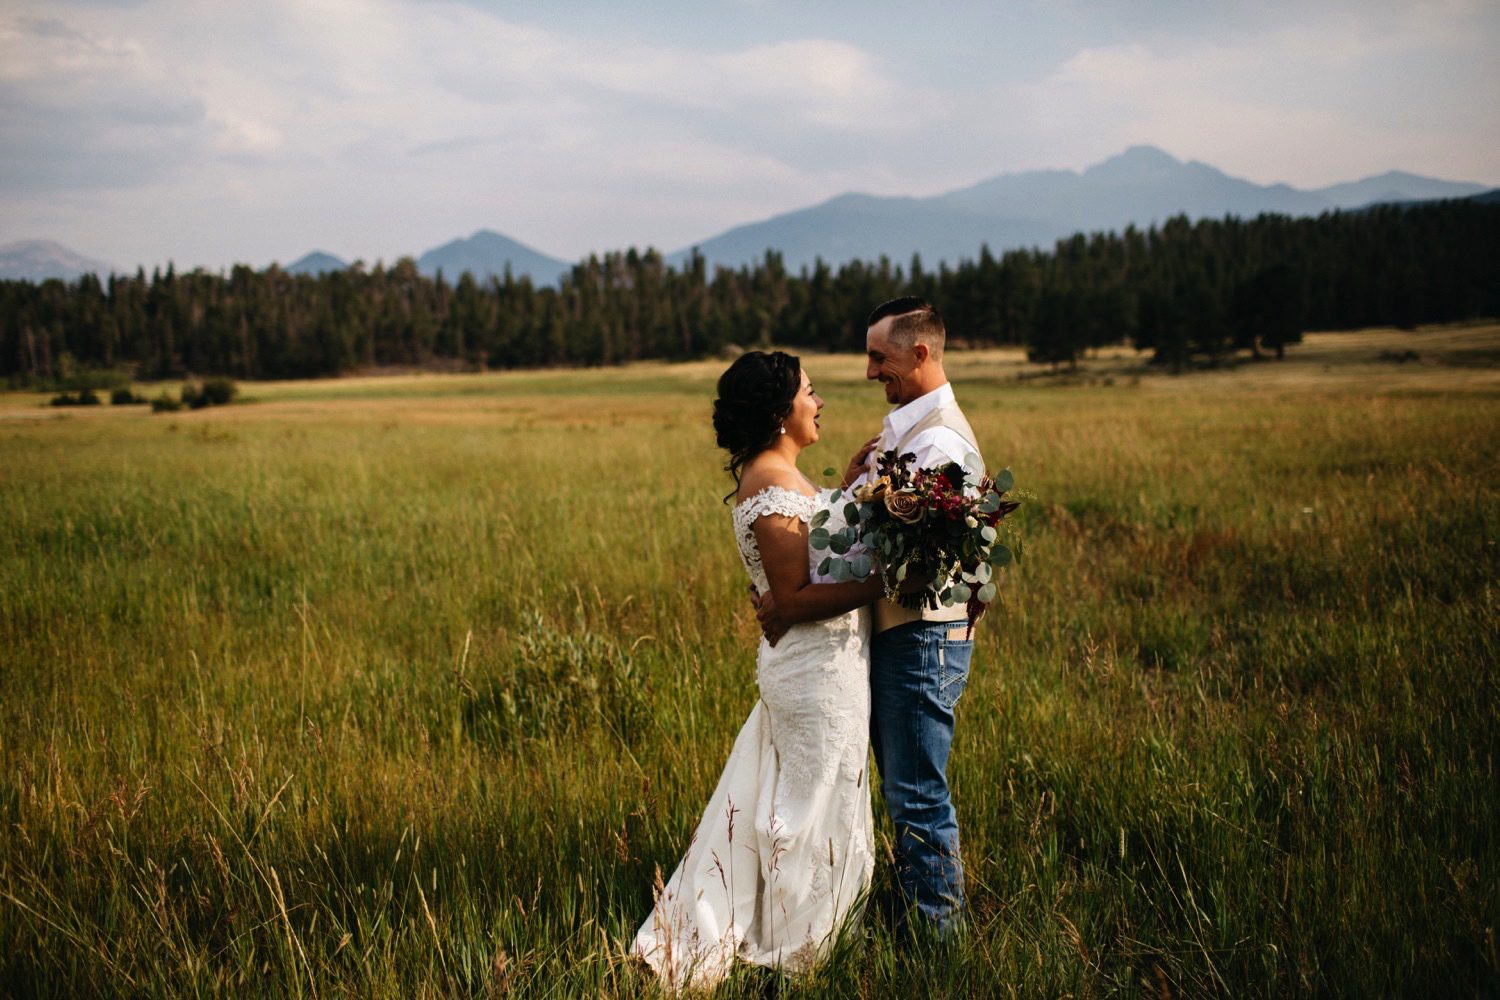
left=853, top=382, right=985, bottom=632
left=853, top=383, right=981, bottom=489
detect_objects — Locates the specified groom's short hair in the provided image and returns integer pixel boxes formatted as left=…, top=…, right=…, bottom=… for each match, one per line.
left=868, top=296, right=946, bottom=359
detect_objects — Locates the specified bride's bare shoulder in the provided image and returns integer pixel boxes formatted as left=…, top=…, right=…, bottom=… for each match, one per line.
left=736, top=456, right=812, bottom=506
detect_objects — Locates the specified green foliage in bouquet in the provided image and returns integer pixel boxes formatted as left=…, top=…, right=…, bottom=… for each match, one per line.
left=810, top=449, right=1022, bottom=624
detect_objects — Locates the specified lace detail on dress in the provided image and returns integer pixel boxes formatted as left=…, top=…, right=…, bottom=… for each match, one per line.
left=734, top=487, right=870, bottom=798
left=732, top=485, right=818, bottom=594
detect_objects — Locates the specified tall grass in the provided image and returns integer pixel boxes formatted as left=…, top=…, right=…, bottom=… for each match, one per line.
left=2, top=333, right=1497, bottom=996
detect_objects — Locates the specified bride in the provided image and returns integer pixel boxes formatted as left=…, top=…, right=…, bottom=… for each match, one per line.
left=632, top=350, right=885, bottom=989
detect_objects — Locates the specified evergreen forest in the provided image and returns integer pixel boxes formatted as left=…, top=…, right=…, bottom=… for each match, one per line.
left=4, top=199, right=1497, bottom=383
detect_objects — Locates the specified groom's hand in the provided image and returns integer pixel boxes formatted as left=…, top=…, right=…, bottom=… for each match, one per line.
left=840, top=435, right=881, bottom=489
left=749, top=586, right=790, bottom=647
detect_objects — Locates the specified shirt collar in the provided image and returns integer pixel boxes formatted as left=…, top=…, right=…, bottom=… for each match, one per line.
left=883, top=382, right=954, bottom=443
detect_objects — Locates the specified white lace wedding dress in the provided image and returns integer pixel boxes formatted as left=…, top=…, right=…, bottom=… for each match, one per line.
left=632, top=485, right=875, bottom=989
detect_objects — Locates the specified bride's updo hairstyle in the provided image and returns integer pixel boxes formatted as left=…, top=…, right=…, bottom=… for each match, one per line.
left=713, top=350, right=801, bottom=496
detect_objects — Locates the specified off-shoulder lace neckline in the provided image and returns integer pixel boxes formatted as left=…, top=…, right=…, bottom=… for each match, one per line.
left=733, top=479, right=821, bottom=511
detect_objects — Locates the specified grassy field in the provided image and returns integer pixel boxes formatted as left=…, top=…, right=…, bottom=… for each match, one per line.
left=2, top=325, right=1497, bottom=997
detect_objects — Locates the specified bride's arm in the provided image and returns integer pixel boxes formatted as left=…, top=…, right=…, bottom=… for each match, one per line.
left=752, top=511, right=883, bottom=629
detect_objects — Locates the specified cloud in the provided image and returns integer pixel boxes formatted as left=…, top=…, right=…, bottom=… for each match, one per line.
left=1018, top=7, right=1500, bottom=187
left=0, top=0, right=911, bottom=259
left=401, top=6, right=925, bottom=134
left=0, top=15, right=209, bottom=191
left=1, top=0, right=1495, bottom=270
left=1058, top=0, right=1490, bottom=49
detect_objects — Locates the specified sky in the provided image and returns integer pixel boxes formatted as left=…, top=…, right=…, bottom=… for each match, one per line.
left=2, top=0, right=1497, bottom=272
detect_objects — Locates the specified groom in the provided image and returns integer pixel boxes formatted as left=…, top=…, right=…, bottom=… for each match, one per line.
left=760, top=296, right=982, bottom=935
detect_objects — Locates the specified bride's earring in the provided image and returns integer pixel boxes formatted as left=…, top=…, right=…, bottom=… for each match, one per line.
left=778, top=424, right=786, bottom=435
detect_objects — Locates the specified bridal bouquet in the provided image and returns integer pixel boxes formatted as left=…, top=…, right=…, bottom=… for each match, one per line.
left=810, top=449, right=1021, bottom=628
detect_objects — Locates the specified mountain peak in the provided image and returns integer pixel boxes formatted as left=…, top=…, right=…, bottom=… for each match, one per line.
left=416, top=228, right=570, bottom=284
left=1118, top=144, right=1179, bottom=164
left=0, top=239, right=115, bottom=281
left=285, top=250, right=348, bottom=276
left=1084, top=145, right=1184, bottom=183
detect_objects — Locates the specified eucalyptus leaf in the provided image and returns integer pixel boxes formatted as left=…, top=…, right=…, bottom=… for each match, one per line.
left=980, top=525, right=997, bottom=544
left=895, top=563, right=908, bottom=582
left=976, top=561, right=992, bottom=583
left=991, top=544, right=1012, bottom=567
left=844, top=502, right=859, bottom=524
left=851, top=553, right=872, bottom=580
left=809, top=527, right=831, bottom=549
left=823, top=467, right=837, bottom=477
left=830, top=532, right=852, bottom=555
left=818, top=556, right=832, bottom=575
left=994, top=468, right=1014, bottom=493
left=951, top=582, right=971, bottom=604
left=979, top=494, right=1001, bottom=513
left=977, top=582, right=997, bottom=604
left=831, top=559, right=852, bottom=582
left=810, top=509, right=830, bottom=528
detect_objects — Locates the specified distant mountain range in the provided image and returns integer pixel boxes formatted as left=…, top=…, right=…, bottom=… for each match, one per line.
left=281, top=231, right=572, bottom=284
left=4, top=146, right=1493, bottom=283
left=665, top=146, right=1490, bottom=272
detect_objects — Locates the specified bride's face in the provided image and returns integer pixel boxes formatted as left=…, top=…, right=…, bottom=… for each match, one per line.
left=782, top=369, right=824, bottom=447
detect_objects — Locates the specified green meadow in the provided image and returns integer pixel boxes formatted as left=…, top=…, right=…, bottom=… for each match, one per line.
left=2, top=325, right=1497, bottom=997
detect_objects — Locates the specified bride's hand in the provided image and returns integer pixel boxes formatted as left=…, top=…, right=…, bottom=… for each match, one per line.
left=840, top=436, right=880, bottom=488
left=751, top=587, right=790, bottom=647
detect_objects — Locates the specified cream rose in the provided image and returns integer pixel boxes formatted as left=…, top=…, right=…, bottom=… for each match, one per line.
left=884, top=491, right=924, bottom=524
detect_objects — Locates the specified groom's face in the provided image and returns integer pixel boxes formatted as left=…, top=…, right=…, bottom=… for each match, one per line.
left=865, top=319, right=920, bottom=405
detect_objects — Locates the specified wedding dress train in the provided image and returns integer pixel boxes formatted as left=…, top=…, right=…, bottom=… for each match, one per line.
left=632, top=486, right=874, bottom=989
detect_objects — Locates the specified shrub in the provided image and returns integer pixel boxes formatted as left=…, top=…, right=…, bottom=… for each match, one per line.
left=199, top=377, right=238, bottom=406
left=48, top=388, right=102, bottom=407
left=148, top=378, right=239, bottom=414
left=110, top=388, right=146, bottom=405
left=464, top=612, right=649, bottom=747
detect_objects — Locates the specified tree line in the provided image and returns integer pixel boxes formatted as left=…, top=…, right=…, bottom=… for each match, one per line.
left=4, top=199, right=1496, bottom=383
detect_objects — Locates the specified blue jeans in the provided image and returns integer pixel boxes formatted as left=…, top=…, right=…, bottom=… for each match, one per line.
left=869, top=618, right=972, bottom=932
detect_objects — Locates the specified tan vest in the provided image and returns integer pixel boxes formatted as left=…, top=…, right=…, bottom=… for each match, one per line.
left=873, top=397, right=982, bottom=633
